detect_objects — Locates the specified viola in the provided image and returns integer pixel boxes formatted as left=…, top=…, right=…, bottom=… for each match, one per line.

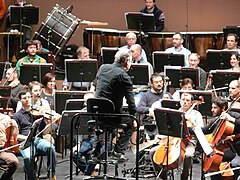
left=4, top=121, right=19, bottom=153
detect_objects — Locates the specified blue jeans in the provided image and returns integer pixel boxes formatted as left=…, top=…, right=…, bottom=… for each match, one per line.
left=20, top=137, right=56, bottom=180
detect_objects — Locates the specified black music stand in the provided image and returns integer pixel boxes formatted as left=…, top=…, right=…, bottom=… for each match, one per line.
left=153, top=52, right=185, bottom=73
left=128, top=64, right=149, bottom=85
left=125, top=12, right=155, bottom=43
left=19, top=63, right=53, bottom=85
left=206, top=50, right=234, bottom=71
left=0, top=86, right=12, bottom=97
left=65, top=99, right=85, bottom=111
left=54, top=90, right=88, bottom=114
left=161, top=99, right=181, bottom=110
left=65, top=59, right=97, bottom=88
left=154, top=108, right=188, bottom=178
left=58, top=110, right=92, bottom=136
left=10, top=6, right=39, bottom=48
left=0, top=97, right=10, bottom=109
left=211, top=70, right=240, bottom=89
left=101, top=47, right=118, bottom=64
left=164, top=66, right=199, bottom=88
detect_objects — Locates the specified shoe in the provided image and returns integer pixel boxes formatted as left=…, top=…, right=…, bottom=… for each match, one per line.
left=111, top=151, right=128, bottom=162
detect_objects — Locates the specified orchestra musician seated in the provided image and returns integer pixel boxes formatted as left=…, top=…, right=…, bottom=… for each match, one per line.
left=228, top=79, right=240, bottom=109
left=15, top=40, right=47, bottom=77
left=150, top=93, right=211, bottom=180
left=13, top=89, right=56, bottom=180
left=224, top=33, right=240, bottom=51
left=228, top=51, right=240, bottom=72
left=62, top=46, right=94, bottom=91
left=4, top=67, right=24, bottom=112
left=0, top=113, right=19, bottom=180
left=172, top=78, right=194, bottom=101
left=136, top=72, right=172, bottom=123
left=188, top=53, right=207, bottom=90
left=130, top=44, right=153, bottom=106
left=202, top=97, right=240, bottom=179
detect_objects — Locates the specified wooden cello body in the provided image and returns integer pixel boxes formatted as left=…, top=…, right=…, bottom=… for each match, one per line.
left=153, top=136, right=189, bottom=170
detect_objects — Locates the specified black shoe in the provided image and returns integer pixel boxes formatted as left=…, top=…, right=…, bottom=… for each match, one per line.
left=111, top=151, right=128, bottom=162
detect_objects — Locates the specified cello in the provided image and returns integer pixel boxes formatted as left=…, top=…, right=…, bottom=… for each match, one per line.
left=3, top=120, right=19, bottom=153
left=203, top=97, right=240, bottom=173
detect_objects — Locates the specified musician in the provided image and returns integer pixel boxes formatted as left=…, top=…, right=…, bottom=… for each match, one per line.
left=224, top=33, right=239, bottom=50
left=62, top=46, right=94, bottom=91
left=15, top=40, right=47, bottom=77
left=229, top=51, right=240, bottom=72
left=5, top=67, right=24, bottom=111
left=4, top=0, right=33, bottom=62
left=0, top=113, right=19, bottom=180
left=228, top=79, right=240, bottom=108
left=136, top=72, right=172, bottom=121
left=149, top=92, right=205, bottom=179
left=165, top=32, right=191, bottom=67
left=12, top=89, right=56, bottom=180
left=172, top=78, right=194, bottom=100
left=41, top=72, right=56, bottom=110
left=202, top=97, right=240, bottom=179
left=16, top=81, right=50, bottom=113
left=139, top=0, right=165, bottom=32
left=188, top=53, right=207, bottom=90
left=95, top=48, right=136, bottom=162
left=130, top=44, right=153, bottom=105
left=119, top=32, right=148, bottom=62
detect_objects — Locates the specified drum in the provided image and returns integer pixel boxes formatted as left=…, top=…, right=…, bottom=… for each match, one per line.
left=147, top=32, right=175, bottom=53
left=188, top=32, right=224, bottom=60
left=34, top=4, right=80, bottom=56
left=84, top=28, right=131, bottom=56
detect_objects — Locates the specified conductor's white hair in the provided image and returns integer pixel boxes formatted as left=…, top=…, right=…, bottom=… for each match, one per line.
left=114, top=49, right=132, bottom=63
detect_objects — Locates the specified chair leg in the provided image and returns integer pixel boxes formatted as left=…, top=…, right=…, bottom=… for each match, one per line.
left=37, top=156, right=43, bottom=178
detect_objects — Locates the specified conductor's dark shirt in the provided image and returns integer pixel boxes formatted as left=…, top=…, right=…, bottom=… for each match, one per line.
left=95, top=62, right=136, bottom=115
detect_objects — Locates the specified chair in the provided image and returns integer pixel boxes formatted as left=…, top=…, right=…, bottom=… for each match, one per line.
left=69, top=97, right=140, bottom=180
left=85, top=98, right=126, bottom=179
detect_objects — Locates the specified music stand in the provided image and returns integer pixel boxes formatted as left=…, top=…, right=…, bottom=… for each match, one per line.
left=206, top=50, right=234, bottom=71
left=10, top=6, right=39, bottom=48
left=65, top=99, right=85, bottom=111
left=153, top=51, right=185, bottom=73
left=164, top=66, right=199, bottom=88
left=0, top=97, right=10, bottom=109
left=54, top=90, right=89, bottom=114
left=58, top=110, right=92, bottom=136
left=65, top=59, right=98, bottom=84
left=154, top=108, right=188, bottom=175
left=210, top=70, right=240, bottom=89
left=19, top=63, right=54, bottom=85
left=0, top=86, right=12, bottom=97
left=128, top=64, right=149, bottom=85
left=161, top=99, right=181, bottom=110
left=179, top=90, right=213, bottom=117
left=101, top=47, right=118, bottom=64
left=125, top=12, right=155, bottom=43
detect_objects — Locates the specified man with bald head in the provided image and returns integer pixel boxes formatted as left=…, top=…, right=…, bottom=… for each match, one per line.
left=119, top=32, right=148, bottom=62
left=5, top=67, right=24, bottom=111
left=229, top=79, right=240, bottom=108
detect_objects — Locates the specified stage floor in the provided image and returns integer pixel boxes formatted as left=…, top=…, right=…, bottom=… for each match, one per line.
left=11, top=143, right=211, bottom=180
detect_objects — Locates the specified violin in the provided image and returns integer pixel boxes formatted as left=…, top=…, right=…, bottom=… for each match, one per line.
left=30, top=106, right=61, bottom=125
left=4, top=121, right=19, bottom=153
